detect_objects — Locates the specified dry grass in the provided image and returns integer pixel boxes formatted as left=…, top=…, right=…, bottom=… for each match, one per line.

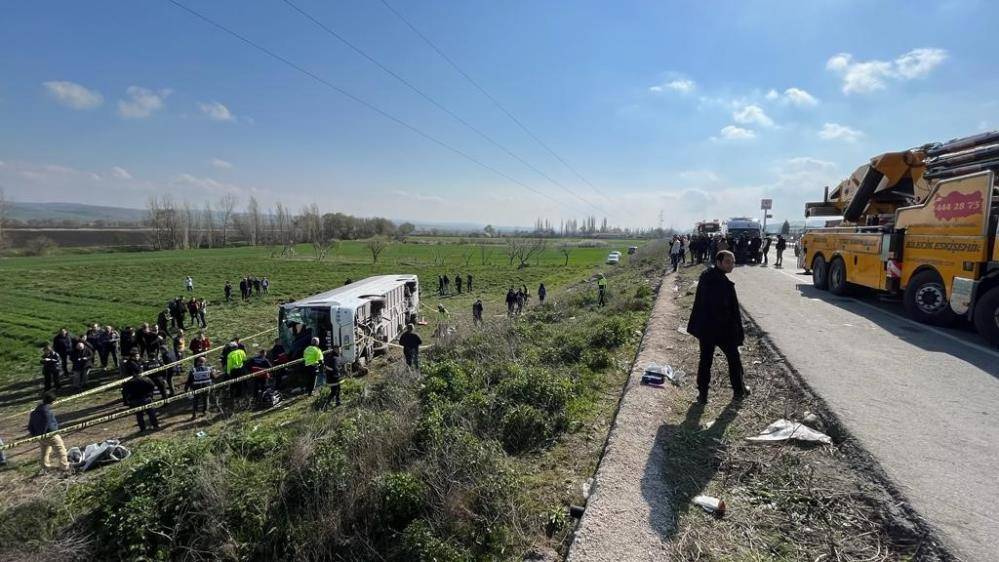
left=655, top=265, right=949, bottom=562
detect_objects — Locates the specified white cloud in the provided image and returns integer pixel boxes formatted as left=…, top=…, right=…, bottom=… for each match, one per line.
left=42, top=81, right=104, bottom=109
left=678, top=170, right=722, bottom=183
left=719, top=125, right=756, bottom=140
left=391, top=189, right=445, bottom=204
left=732, top=104, right=774, bottom=127
left=649, top=75, right=696, bottom=95
left=198, top=101, right=235, bottom=122
left=826, top=48, right=947, bottom=94
left=782, top=87, right=819, bottom=107
left=765, top=89, right=780, bottom=101
left=110, top=166, right=133, bottom=180
left=819, top=122, right=863, bottom=142
left=210, top=158, right=233, bottom=169
left=118, top=86, right=171, bottom=118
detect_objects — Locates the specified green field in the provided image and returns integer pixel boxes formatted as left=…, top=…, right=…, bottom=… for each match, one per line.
left=0, top=237, right=646, bottom=388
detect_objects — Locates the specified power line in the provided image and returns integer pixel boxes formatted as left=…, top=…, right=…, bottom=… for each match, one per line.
left=165, top=0, right=581, bottom=213
left=280, top=0, right=613, bottom=219
left=378, top=0, right=614, bottom=204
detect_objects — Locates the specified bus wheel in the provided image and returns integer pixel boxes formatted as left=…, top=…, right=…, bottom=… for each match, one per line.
left=904, top=271, right=957, bottom=326
left=973, top=287, right=999, bottom=346
left=812, top=256, right=829, bottom=290
left=828, top=258, right=850, bottom=296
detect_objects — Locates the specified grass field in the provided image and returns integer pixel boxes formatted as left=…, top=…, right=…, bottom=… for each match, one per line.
left=0, top=237, right=646, bottom=389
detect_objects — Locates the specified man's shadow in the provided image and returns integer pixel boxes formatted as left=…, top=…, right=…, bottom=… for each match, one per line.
left=641, top=399, right=742, bottom=539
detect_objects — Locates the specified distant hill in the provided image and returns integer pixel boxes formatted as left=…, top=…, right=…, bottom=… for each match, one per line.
left=6, top=202, right=147, bottom=223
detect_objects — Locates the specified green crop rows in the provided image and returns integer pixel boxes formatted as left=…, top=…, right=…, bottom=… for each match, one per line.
left=0, top=238, right=645, bottom=389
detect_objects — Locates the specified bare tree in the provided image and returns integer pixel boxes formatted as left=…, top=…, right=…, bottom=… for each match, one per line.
left=479, top=244, right=491, bottom=265
left=505, top=237, right=546, bottom=269
left=202, top=201, right=215, bottom=248
left=558, top=242, right=572, bottom=266
left=366, top=236, right=390, bottom=263
left=218, top=193, right=238, bottom=247
left=245, top=196, right=261, bottom=246
left=302, top=203, right=337, bottom=261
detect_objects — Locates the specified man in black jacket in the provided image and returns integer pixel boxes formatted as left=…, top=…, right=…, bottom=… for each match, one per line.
left=686, top=250, right=749, bottom=404
left=399, top=324, right=422, bottom=369
left=52, top=328, right=73, bottom=377
left=122, top=359, right=159, bottom=431
left=41, top=345, right=62, bottom=391
left=28, top=392, right=69, bottom=471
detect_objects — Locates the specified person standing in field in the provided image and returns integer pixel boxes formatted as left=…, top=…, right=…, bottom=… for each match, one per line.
left=187, top=297, right=198, bottom=327
left=225, top=339, right=248, bottom=397
left=173, top=330, right=186, bottom=359
left=121, top=367, right=159, bottom=432
left=239, top=277, right=249, bottom=301
left=159, top=338, right=179, bottom=397
left=41, top=345, right=61, bottom=391
left=28, top=392, right=69, bottom=472
left=253, top=277, right=262, bottom=296
left=538, top=283, right=547, bottom=304
left=262, top=277, right=269, bottom=294
left=437, top=275, right=444, bottom=296
left=141, top=323, right=160, bottom=359
left=246, top=348, right=273, bottom=399
left=466, top=274, right=472, bottom=292
left=52, top=328, right=74, bottom=377
left=70, top=341, right=93, bottom=388
left=184, top=356, right=216, bottom=419
left=434, top=304, right=451, bottom=337
left=190, top=330, right=211, bottom=356
left=157, top=308, right=172, bottom=338
left=597, top=274, right=607, bottom=307
left=506, top=288, right=516, bottom=316
left=472, top=299, right=484, bottom=326
left=303, top=338, right=326, bottom=397
left=224, top=281, right=233, bottom=303
left=185, top=276, right=194, bottom=292
left=443, top=274, right=450, bottom=295
left=455, top=274, right=463, bottom=294
left=399, top=324, right=422, bottom=370
left=99, top=325, right=120, bottom=371
left=197, top=298, right=208, bottom=328
left=686, top=250, right=749, bottom=404
left=319, top=348, right=342, bottom=410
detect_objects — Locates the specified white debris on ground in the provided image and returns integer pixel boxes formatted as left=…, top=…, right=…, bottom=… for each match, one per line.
left=746, top=419, right=832, bottom=444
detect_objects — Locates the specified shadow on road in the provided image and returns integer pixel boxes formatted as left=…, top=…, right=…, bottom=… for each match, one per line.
left=793, top=284, right=999, bottom=378
left=641, top=400, right=742, bottom=540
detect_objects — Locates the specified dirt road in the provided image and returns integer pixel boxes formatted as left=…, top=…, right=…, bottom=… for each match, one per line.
left=731, top=259, right=999, bottom=561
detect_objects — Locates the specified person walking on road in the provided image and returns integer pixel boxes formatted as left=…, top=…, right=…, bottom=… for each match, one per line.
left=28, top=392, right=69, bottom=472
left=41, top=346, right=62, bottom=391
left=399, top=324, right=422, bottom=370
left=687, top=250, right=749, bottom=404
left=775, top=235, right=787, bottom=268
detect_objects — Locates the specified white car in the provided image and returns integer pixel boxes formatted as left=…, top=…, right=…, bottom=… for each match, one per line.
left=606, top=252, right=621, bottom=264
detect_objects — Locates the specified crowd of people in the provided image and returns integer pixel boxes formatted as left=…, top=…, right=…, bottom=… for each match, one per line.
left=435, top=273, right=473, bottom=295
left=667, top=233, right=790, bottom=271
left=224, top=275, right=269, bottom=303
left=505, top=283, right=547, bottom=316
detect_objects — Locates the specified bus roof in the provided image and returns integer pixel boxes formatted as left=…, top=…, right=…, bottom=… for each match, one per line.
left=282, top=274, right=418, bottom=310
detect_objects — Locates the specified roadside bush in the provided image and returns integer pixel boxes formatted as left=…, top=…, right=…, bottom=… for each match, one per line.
left=421, top=360, right=470, bottom=402
left=23, top=236, right=57, bottom=256
left=587, top=316, right=632, bottom=349
left=582, top=347, right=613, bottom=370
left=400, top=520, right=472, bottom=562
left=377, top=471, right=428, bottom=530
left=498, top=367, right=573, bottom=414
left=501, top=404, right=552, bottom=454
left=0, top=496, right=65, bottom=549
left=635, top=283, right=653, bottom=299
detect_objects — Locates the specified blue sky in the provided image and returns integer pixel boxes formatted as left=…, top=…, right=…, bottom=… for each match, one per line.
left=1, top=0, right=996, bottom=228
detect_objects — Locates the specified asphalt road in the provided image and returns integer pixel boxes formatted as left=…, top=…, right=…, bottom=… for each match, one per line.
left=731, top=256, right=999, bottom=561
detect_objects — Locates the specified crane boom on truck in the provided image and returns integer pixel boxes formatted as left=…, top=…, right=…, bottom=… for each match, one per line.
left=800, top=130, right=999, bottom=345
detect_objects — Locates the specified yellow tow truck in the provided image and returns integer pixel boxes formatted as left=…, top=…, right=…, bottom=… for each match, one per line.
left=800, top=131, right=999, bottom=344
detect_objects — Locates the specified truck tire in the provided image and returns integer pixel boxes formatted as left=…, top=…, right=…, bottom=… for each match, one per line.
left=812, top=256, right=829, bottom=290
left=904, top=270, right=957, bottom=326
left=973, top=287, right=999, bottom=346
left=828, top=258, right=850, bottom=295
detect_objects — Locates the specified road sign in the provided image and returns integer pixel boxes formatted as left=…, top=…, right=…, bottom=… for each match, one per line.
left=761, top=198, right=773, bottom=210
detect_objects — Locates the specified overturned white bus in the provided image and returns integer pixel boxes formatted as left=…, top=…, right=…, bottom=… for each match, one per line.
left=279, top=275, right=420, bottom=370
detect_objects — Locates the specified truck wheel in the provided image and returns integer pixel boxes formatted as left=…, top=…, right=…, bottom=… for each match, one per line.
left=973, top=288, right=999, bottom=346
left=828, top=258, right=850, bottom=295
left=904, top=271, right=957, bottom=326
left=812, top=256, right=829, bottom=290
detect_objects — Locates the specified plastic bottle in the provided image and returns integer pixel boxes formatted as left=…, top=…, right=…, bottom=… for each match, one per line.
left=692, top=495, right=726, bottom=515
